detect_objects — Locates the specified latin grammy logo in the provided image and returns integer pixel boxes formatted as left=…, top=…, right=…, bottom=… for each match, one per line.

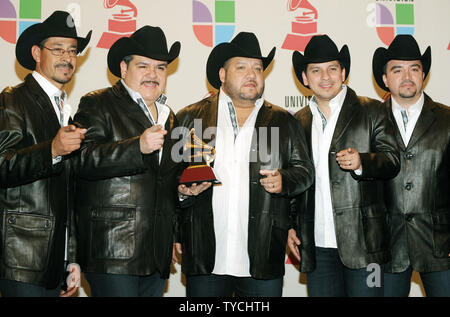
left=97, top=0, right=137, bottom=49
left=281, top=0, right=318, bottom=52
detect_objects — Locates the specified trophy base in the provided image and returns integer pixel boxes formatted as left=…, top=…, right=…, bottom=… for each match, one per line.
left=179, top=165, right=221, bottom=186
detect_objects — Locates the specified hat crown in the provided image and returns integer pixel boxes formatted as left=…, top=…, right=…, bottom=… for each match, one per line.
left=130, top=26, right=169, bottom=55
left=304, top=35, right=340, bottom=61
left=387, top=34, right=422, bottom=59
left=107, top=25, right=181, bottom=77
left=229, top=32, right=262, bottom=57
left=41, top=10, right=78, bottom=37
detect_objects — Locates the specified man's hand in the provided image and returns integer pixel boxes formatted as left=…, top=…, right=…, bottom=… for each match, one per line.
left=140, top=124, right=167, bottom=154
left=287, top=229, right=301, bottom=262
left=60, top=263, right=81, bottom=297
left=178, top=182, right=211, bottom=196
left=51, top=125, right=87, bottom=158
left=259, top=169, right=282, bottom=194
left=336, top=147, right=362, bottom=171
left=172, top=243, right=182, bottom=264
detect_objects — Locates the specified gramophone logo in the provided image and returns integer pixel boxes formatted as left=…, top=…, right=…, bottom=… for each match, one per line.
left=0, top=0, right=41, bottom=44
left=192, top=0, right=235, bottom=47
left=281, top=0, right=318, bottom=52
left=369, top=0, right=415, bottom=46
left=97, top=0, right=137, bottom=49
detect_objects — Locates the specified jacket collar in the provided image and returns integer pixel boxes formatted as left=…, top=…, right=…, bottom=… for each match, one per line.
left=386, top=92, right=436, bottom=150
left=299, top=87, right=360, bottom=157
left=329, top=87, right=360, bottom=151
left=111, top=80, right=176, bottom=171
left=24, top=74, right=61, bottom=134
left=112, top=80, right=154, bottom=131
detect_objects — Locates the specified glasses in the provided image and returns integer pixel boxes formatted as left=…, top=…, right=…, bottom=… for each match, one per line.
left=41, top=46, right=78, bottom=57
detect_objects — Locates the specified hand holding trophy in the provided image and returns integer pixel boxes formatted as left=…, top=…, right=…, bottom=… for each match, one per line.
left=179, top=128, right=221, bottom=190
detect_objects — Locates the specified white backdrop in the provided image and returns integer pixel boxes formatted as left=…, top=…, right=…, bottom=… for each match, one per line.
left=1, top=0, right=449, bottom=297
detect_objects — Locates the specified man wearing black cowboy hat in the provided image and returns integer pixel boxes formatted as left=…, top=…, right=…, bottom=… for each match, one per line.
left=72, top=26, right=181, bottom=297
left=0, top=10, right=91, bottom=297
left=373, top=34, right=450, bottom=297
left=175, top=31, right=314, bottom=296
left=288, top=35, right=400, bottom=296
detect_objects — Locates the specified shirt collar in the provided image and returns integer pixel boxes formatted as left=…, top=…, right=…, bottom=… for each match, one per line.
left=32, top=71, right=66, bottom=101
left=391, top=91, right=424, bottom=116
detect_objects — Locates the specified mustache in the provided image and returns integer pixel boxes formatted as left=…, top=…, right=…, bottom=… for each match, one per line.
left=243, top=80, right=257, bottom=86
left=55, top=63, right=74, bottom=70
left=141, top=80, right=159, bottom=86
left=400, top=80, right=416, bottom=87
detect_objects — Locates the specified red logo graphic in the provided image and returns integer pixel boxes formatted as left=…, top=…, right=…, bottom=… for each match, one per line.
left=448, top=42, right=450, bottom=50
left=281, top=0, right=318, bottom=52
left=97, top=0, right=137, bottom=49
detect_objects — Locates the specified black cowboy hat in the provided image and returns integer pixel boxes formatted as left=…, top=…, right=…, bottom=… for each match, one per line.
left=206, top=32, right=276, bottom=89
left=292, top=35, right=350, bottom=87
left=16, top=10, right=92, bottom=70
left=107, top=26, right=181, bottom=78
left=372, top=34, right=431, bottom=91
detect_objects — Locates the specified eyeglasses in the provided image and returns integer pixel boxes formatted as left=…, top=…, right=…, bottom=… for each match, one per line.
left=41, top=46, right=78, bottom=57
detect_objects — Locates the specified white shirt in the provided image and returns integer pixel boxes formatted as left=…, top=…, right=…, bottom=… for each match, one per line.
left=32, top=71, right=72, bottom=165
left=391, top=92, right=424, bottom=146
left=211, top=88, right=264, bottom=276
left=310, top=85, right=347, bottom=248
left=121, top=79, right=170, bottom=163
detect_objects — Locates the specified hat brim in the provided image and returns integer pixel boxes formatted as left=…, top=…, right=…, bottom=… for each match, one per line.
left=206, top=42, right=276, bottom=89
left=292, top=45, right=351, bottom=88
left=107, top=37, right=181, bottom=78
left=372, top=46, right=431, bottom=92
left=16, top=23, right=92, bottom=70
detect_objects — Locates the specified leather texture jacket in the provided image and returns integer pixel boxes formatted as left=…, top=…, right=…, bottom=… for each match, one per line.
left=293, top=87, right=400, bottom=272
left=176, top=93, right=314, bottom=280
left=0, top=74, right=74, bottom=288
left=384, top=94, right=450, bottom=273
left=73, top=81, right=181, bottom=278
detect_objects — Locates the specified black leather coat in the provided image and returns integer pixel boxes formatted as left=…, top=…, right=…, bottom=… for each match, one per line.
left=384, top=94, right=450, bottom=273
left=73, top=81, right=181, bottom=278
left=293, top=87, right=400, bottom=272
left=0, top=74, right=74, bottom=288
left=176, top=93, right=314, bottom=280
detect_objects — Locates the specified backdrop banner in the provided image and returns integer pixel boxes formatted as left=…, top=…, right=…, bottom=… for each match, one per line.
left=1, top=0, right=449, bottom=297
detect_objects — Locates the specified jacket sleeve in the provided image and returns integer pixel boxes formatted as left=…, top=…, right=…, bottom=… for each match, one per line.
left=73, top=94, right=148, bottom=181
left=353, top=102, right=400, bottom=181
left=279, top=116, right=314, bottom=197
left=0, top=90, right=61, bottom=188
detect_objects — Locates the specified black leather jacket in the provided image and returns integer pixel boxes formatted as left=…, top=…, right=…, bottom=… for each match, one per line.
left=0, top=75, right=74, bottom=288
left=293, top=87, right=400, bottom=272
left=384, top=94, right=450, bottom=273
left=73, top=81, right=181, bottom=278
left=176, top=93, right=314, bottom=279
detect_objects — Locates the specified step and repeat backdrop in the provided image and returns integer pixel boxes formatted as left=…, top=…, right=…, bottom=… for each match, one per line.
left=1, top=0, right=449, bottom=297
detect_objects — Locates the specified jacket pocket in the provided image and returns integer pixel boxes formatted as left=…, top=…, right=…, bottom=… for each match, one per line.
left=268, top=216, right=290, bottom=265
left=361, top=205, right=388, bottom=253
left=432, top=211, right=450, bottom=257
left=3, top=212, right=54, bottom=271
left=90, top=208, right=136, bottom=260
